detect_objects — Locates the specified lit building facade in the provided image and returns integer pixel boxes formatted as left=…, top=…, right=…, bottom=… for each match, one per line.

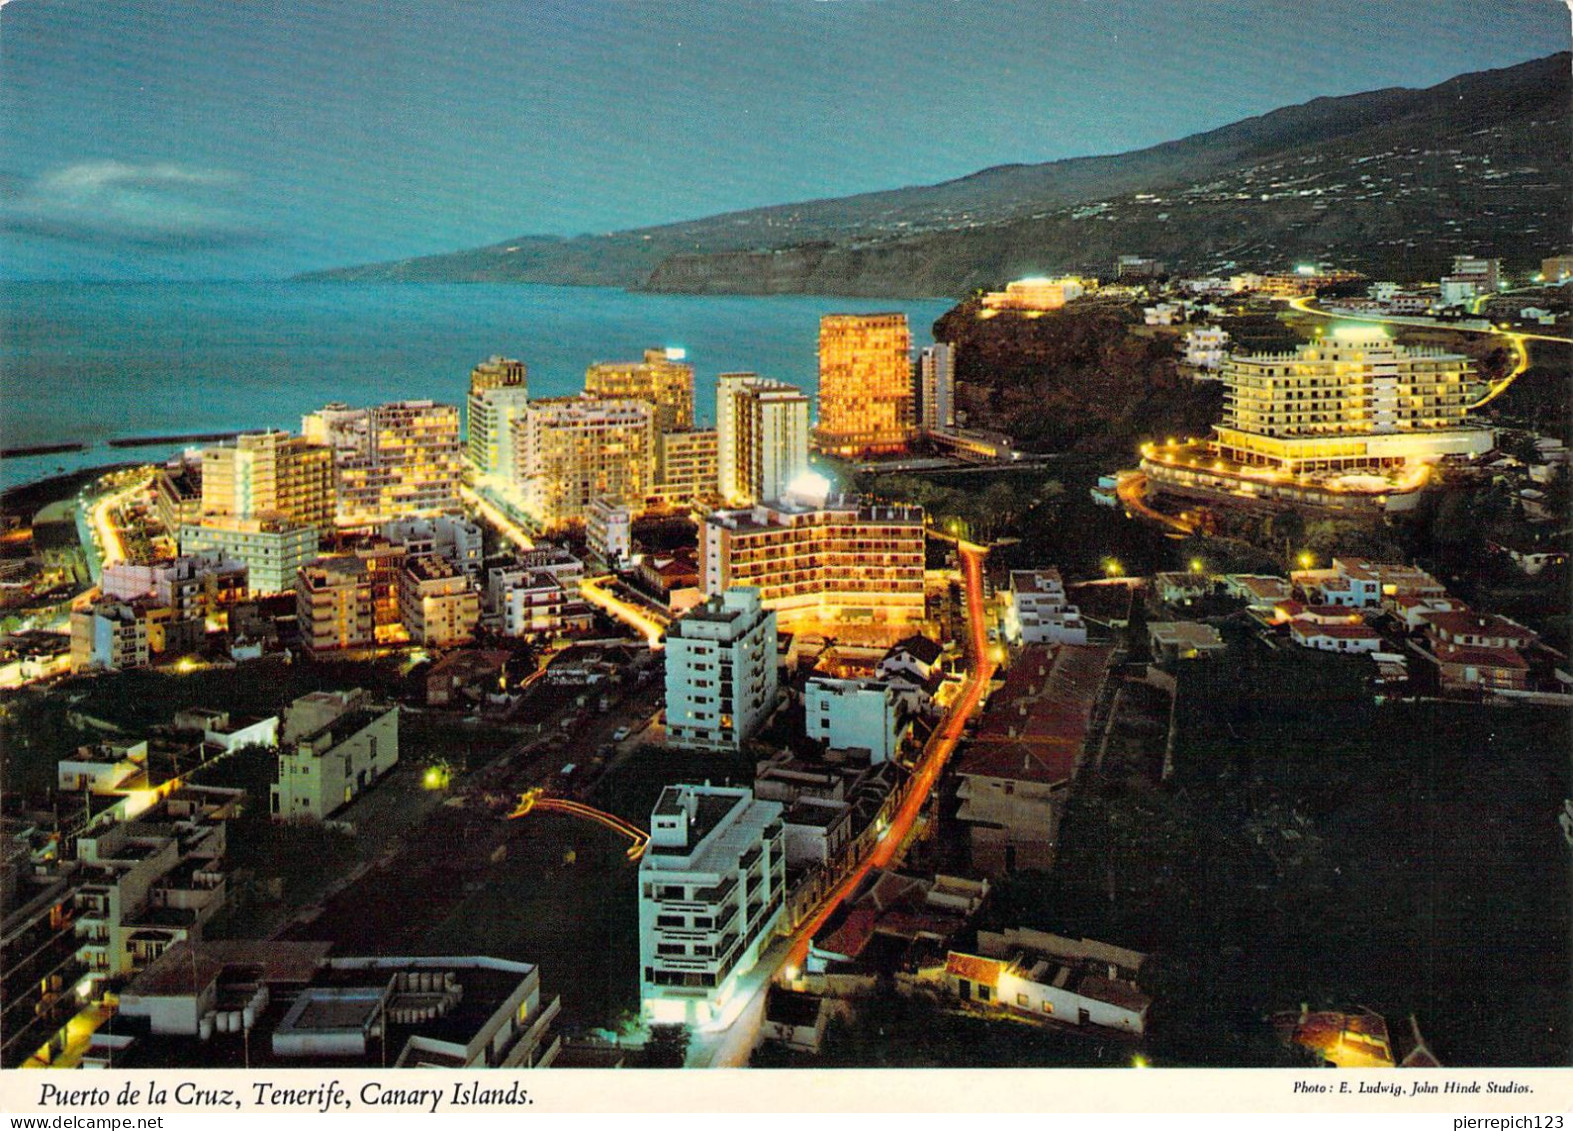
left=296, top=557, right=375, bottom=656
left=179, top=518, right=319, bottom=595
left=716, top=373, right=810, bottom=506
left=700, top=498, right=926, bottom=631
left=980, top=277, right=1087, bottom=312
left=584, top=348, right=694, bottom=433
left=200, top=431, right=333, bottom=532
left=273, top=690, right=399, bottom=822
left=398, top=555, right=480, bottom=648
left=467, top=356, right=530, bottom=480
left=69, top=598, right=150, bottom=673
left=638, top=784, right=787, bottom=1027
left=664, top=587, right=779, bottom=752
left=812, top=314, right=914, bottom=457
left=1214, top=329, right=1492, bottom=473
left=803, top=677, right=900, bottom=763
left=918, top=344, right=956, bottom=434
left=1004, top=568, right=1088, bottom=646
left=513, top=396, right=655, bottom=529
left=651, top=429, right=720, bottom=511
left=586, top=499, right=632, bottom=567
left=304, top=401, right=465, bottom=530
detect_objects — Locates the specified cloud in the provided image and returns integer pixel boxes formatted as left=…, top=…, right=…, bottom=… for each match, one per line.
left=0, top=160, right=264, bottom=249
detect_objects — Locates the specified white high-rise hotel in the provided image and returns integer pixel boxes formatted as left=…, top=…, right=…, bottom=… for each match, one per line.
left=638, top=784, right=787, bottom=1027
left=715, top=372, right=810, bottom=507
left=663, top=587, right=779, bottom=752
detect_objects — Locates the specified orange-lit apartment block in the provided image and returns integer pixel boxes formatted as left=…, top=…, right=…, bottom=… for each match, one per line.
left=812, top=314, right=914, bottom=458
left=700, top=497, right=926, bottom=631
left=585, top=348, right=694, bottom=433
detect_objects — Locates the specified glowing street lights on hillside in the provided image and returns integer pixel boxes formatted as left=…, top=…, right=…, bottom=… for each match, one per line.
left=1103, top=558, right=1124, bottom=579
left=1189, top=558, right=1205, bottom=575
left=1299, top=551, right=1315, bottom=570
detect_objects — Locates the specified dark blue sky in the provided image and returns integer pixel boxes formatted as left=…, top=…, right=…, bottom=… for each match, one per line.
left=2, top=0, right=1567, bottom=279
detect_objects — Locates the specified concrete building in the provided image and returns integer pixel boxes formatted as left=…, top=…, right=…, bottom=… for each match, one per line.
left=398, top=555, right=480, bottom=648
left=812, top=314, right=914, bottom=457
left=1147, top=621, right=1227, bottom=662
left=716, top=373, right=810, bottom=506
left=380, top=516, right=484, bottom=577
left=153, top=459, right=204, bottom=536
left=303, top=400, right=465, bottom=530
left=101, top=553, right=247, bottom=621
left=112, top=942, right=560, bottom=1069
left=272, top=690, right=399, bottom=822
left=488, top=567, right=590, bottom=639
left=586, top=499, right=632, bottom=567
left=69, top=598, right=150, bottom=673
left=638, top=784, right=787, bottom=1027
left=466, top=356, right=529, bottom=480
left=1214, top=329, right=1491, bottom=474
left=296, top=557, right=375, bottom=655
left=700, top=497, right=926, bottom=633
left=179, top=516, right=319, bottom=595
left=664, top=588, right=779, bottom=752
left=803, top=677, right=901, bottom=763
left=946, top=927, right=1150, bottom=1036
left=585, top=348, right=694, bottom=433
left=918, top=343, right=956, bottom=434
left=651, top=428, right=720, bottom=511
left=199, top=431, right=334, bottom=533
left=1004, top=569, right=1088, bottom=645
left=513, top=396, right=655, bottom=529
left=981, top=277, right=1087, bottom=311
left=72, top=788, right=239, bottom=982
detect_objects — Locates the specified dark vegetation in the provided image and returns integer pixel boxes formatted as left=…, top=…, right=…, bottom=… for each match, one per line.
left=990, top=645, right=1571, bottom=1066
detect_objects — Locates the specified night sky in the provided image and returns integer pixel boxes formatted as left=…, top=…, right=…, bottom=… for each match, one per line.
left=1, top=0, right=1566, bottom=279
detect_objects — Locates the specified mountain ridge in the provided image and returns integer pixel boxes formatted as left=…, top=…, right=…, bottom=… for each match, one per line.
left=299, top=52, right=1571, bottom=297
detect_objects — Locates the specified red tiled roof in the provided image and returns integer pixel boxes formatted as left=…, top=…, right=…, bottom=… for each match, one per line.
left=1290, top=619, right=1381, bottom=641
left=1423, top=611, right=1536, bottom=644
left=945, top=952, right=1003, bottom=988
left=816, top=906, right=877, bottom=960
left=1434, top=642, right=1530, bottom=670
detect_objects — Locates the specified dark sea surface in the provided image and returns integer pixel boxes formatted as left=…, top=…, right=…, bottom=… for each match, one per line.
left=0, top=282, right=954, bottom=492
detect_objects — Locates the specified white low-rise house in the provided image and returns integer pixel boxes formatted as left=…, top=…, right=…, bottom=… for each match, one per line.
left=946, top=927, right=1150, bottom=1036
left=876, top=633, right=945, bottom=684
left=271, top=690, right=399, bottom=822
left=1005, top=568, right=1088, bottom=645
left=172, top=707, right=279, bottom=752
left=1289, top=617, right=1383, bottom=654
left=803, top=676, right=902, bottom=763
left=1181, top=325, right=1230, bottom=373
left=664, top=587, right=779, bottom=752
left=638, top=784, right=787, bottom=1027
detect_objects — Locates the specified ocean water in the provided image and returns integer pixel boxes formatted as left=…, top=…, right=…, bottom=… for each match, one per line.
left=0, top=282, right=954, bottom=492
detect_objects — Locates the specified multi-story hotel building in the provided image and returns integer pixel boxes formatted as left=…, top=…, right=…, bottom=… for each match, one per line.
left=200, top=431, right=334, bottom=532
left=716, top=373, right=810, bottom=506
left=700, top=497, right=926, bottom=631
left=638, top=784, right=787, bottom=1027
left=303, top=401, right=464, bottom=530
left=650, top=429, right=720, bottom=511
left=812, top=314, right=914, bottom=458
left=398, top=555, right=480, bottom=648
left=179, top=517, right=319, bottom=595
left=980, top=277, right=1087, bottom=312
left=513, top=396, right=655, bottom=529
left=1213, top=329, right=1491, bottom=474
left=296, top=557, right=375, bottom=656
left=664, top=587, right=779, bottom=752
left=467, top=356, right=530, bottom=480
left=586, top=499, right=632, bottom=567
left=585, top=348, right=694, bottom=433
left=918, top=344, right=956, bottom=434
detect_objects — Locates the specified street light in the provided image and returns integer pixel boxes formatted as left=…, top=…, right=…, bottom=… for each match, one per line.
left=1298, top=551, right=1314, bottom=570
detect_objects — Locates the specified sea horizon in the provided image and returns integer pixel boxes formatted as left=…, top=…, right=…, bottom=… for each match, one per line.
left=0, top=280, right=955, bottom=493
